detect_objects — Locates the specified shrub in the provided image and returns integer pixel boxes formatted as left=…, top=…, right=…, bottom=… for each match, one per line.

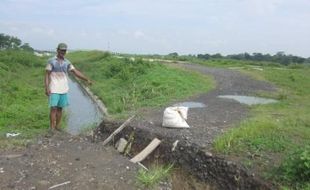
left=0, top=50, right=42, bottom=67
left=279, top=146, right=310, bottom=184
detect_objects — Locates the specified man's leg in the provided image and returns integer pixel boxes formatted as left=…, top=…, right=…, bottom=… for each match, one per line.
left=55, top=93, right=68, bottom=131
left=50, top=107, right=57, bottom=129
left=55, top=107, right=63, bottom=130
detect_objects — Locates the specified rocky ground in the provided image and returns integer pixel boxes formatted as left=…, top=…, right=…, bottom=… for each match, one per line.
left=0, top=64, right=277, bottom=190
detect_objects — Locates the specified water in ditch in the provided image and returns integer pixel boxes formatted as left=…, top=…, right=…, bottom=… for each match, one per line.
left=66, top=77, right=104, bottom=135
left=218, top=95, right=278, bottom=105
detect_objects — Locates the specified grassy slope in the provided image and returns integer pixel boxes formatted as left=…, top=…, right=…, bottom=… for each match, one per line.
left=0, top=50, right=49, bottom=149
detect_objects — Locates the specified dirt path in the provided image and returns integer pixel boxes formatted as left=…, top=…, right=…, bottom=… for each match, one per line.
left=130, top=63, right=276, bottom=148
left=0, top=64, right=277, bottom=190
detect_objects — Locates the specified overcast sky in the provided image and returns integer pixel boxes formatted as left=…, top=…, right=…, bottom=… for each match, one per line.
left=1, top=0, right=309, bottom=57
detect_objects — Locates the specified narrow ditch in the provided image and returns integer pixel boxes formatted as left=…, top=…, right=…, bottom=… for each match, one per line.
left=66, top=77, right=104, bottom=135
left=93, top=121, right=273, bottom=190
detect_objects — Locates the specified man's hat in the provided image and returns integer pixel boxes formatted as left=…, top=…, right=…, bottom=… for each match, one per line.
left=57, top=43, right=67, bottom=50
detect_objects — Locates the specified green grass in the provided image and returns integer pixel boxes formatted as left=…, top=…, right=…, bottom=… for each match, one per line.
left=0, top=50, right=49, bottom=149
left=214, top=66, right=310, bottom=189
left=136, top=164, right=174, bottom=189
left=67, top=51, right=214, bottom=117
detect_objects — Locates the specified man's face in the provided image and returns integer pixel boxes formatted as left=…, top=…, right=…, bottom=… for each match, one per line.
left=57, top=49, right=67, bottom=58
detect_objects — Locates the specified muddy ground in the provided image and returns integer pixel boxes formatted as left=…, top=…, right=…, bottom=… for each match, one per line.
left=0, top=64, right=277, bottom=190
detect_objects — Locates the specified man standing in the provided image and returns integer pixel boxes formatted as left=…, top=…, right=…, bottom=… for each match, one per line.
left=45, top=43, right=92, bottom=132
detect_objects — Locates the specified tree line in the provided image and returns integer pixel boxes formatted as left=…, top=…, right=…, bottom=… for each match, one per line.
left=2, top=33, right=309, bottom=65
left=198, top=52, right=309, bottom=65
left=166, top=51, right=310, bottom=65
left=0, top=33, right=34, bottom=52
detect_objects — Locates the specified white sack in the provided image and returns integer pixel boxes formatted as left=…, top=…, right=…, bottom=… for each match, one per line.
left=162, top=106, right=190, bottom=128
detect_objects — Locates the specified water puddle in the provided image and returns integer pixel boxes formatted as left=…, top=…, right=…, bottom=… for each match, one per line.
left=67, top=78, right=103, bottom=135
left=218, top=95, right=278, bottom=105
left=173, top=101, right=206, bottom=108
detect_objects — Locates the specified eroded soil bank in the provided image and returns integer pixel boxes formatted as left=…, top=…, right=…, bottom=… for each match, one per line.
left=95, top=121, right=273, bottom=190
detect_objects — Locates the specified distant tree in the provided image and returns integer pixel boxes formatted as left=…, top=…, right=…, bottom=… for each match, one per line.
left=274, top=51, right=290, bottom=65
left=276, top=51, right=285, bottom=57
left=20, top=43, right=34, bottom=52
left=264, top=53, right=272, bottom=62
left=227, top=53, right=245, bottom=60
left=0, top=33, right=33, bottom=51
left=290, top=55, right=305, bottom=64
left=252, top=53, right=264, bottom=61
left=168, top=52, right=178, bottom=58
left=244, top=52, right=251, bottom=60
left=0, top=33, right=22, bottom=49
left=0, top=33, right=12, bottom=49
left=211, top=53, right=222, bottom=59
left=187, top=54, right=195, bottom=57
left=197, top=53, right=210, bottom=60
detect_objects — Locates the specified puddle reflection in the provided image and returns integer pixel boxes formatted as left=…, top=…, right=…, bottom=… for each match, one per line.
left=218, top=95, right=278, bottom=105
left=173, top=101, right=206, bottom=108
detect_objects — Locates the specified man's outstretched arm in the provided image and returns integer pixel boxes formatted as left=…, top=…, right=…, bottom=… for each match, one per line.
left=71, top=69, right=92, bottom=85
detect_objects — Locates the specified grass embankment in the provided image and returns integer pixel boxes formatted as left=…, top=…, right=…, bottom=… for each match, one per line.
left=206, top=60, right=310, bottom=189
left=67, top=51, right=214, bottom=118
left=0, top=50, right=49, bottom=149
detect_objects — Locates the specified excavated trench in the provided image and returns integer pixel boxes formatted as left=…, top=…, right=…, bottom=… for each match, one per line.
left=93, top=121, right=272, bottom=190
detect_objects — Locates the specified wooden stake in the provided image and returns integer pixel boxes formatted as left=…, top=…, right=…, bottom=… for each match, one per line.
left=102, top=115, right=135, bottom=146
left=48, top=181, right=71, bottom=189
left=130, top=138, right=161, bottom=163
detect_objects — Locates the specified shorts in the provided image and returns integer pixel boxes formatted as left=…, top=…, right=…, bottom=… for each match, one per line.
left=49, top=93, right=69, bottom=108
